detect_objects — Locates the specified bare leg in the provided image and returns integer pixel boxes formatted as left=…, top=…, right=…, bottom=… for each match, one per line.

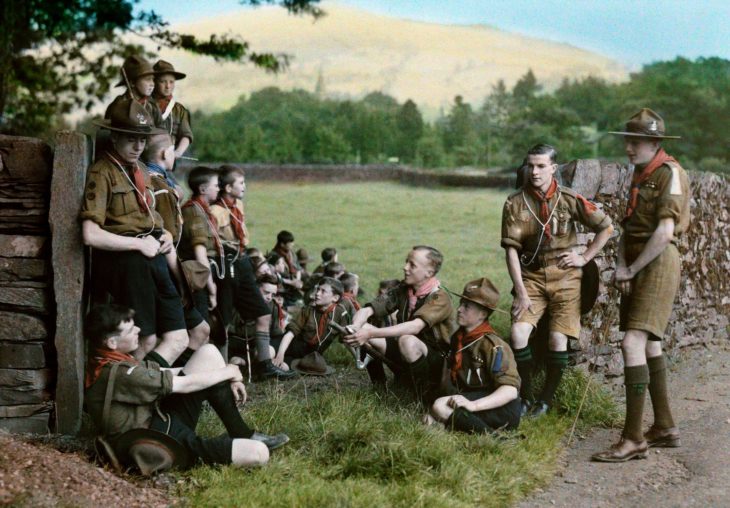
left=183, top=344, right=226, bottom=374
left=188, top=320, right=210, bottom=350
left=430, top=396, right=454, bottom=422
left=398, top=334, right=428, bottom=363
left=135, top=334, right=158, bottom=359
left=154, top=328, right=189, bottom=366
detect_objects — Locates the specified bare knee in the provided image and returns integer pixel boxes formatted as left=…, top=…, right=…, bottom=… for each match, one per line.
left=184, top=343, right=226, bottom=374
left=548, top=332, right=568, bottom=351
left=256, top=314, right=271, bottom=331
left=398, top=335, right=425, bottom=362
left=231, top=439, right=269, bottom=467
left=645, top=340, right=663, bottom=358
left=430, top=396, right=453, bottom=422
left=622, top=329, right=649, bottom=367
left=510, top=323, right=533, bottom=349
left=188, top=321, right=210, bottom=350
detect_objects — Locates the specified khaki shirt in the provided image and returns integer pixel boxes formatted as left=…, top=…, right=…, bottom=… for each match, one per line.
left=623, top=162, right=690, bottom=244
left=448, top=331, right=521, bottom=393
left=85, top=360, right=173, bottom=439
left=368, top=282, right=455, bottom=354
left=179, top=204, right=219, bottom=261
left=210, top=200, right=249, bottom=251
left=286, top=303, right=351, bottom=350
left=150, top=174, right=182, bottom=243
left=105, top=93, right=163, bottom=127
left=79, top=158, right=164, bottom=235
left=501, top=185, right=612, bottom=255
left=159, top=101, right=194, bottom=144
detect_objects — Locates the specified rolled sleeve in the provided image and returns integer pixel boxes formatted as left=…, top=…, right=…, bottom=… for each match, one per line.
left=112, top=362, right=174, bottom=405
left=574, top=194, right=612, bottom=232
left=413, top=290, right=452, bottom=328
left=367, top=288, right=399, bottom=320
left=501, top=200, right=523, bottom=250
left=79, top=169, right=110, bottom=226
left=285, top=308, right=306, bottom=336
left=177, top=107, right=194, bottom=143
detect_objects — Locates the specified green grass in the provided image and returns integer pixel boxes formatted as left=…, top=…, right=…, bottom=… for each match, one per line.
left=178, top=181, right=620, bottom=506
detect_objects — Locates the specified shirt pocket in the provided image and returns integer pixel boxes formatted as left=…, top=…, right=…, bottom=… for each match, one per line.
left=552, top=206, right=573, bottom=237
left=637, top=186, right=658, bottom=215
left=109, top=183, right=139, bottom=217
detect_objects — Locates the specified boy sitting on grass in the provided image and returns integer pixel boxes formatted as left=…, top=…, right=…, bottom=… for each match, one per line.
left=84, top=304, right=289, bottom=472
left=273, top=277, right=351, bottom=370
left=424, top=278, right=521, bottom=434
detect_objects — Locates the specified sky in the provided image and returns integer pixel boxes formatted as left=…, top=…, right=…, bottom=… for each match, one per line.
left=138, top=0, right=729, bottom=67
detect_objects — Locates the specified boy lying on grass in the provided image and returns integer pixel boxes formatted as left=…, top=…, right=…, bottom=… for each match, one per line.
left=85, top=304, right=289, bottom=473
left=424, top=278, right=522, bottom=434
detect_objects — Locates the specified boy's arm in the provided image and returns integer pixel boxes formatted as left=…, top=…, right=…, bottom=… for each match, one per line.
left=506, top=246, right=531, bottom=319
left=171, top=364, right=242, bottom=393
left=616, top=217, right=675, bottom=283
left=82, top=220, right=160, bottom=257
left=273, top=331, right=295, bottom=367
left=194, top=244, right=216, bottom=309
left=344, top=317, right=426, bottom=346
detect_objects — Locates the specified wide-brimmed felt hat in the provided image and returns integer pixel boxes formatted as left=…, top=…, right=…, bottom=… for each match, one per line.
left=296, top=248, right=310, bottom=263
left=608, top=108, right=681, bottom=139
left=291, top=351, right=335, bottom=376
left=115, top=55, right=156, bottom=87
left=114, top=428, right=189, bottom=476
left=457, top=277, right=500, bottom=311
left=580, top=258, right=600, bottom=315
left=153, top=59, right=187, bottom=80
left=94, top=98, right=166, bottom=135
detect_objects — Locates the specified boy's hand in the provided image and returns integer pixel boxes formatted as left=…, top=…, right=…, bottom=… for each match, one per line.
left=137, top=236, right=161, bottom=258
left=230, top=381, right=247, bottom=405
left=344, top=326, right=370, bottom=347
left=158, top=231, right=174, bottom=255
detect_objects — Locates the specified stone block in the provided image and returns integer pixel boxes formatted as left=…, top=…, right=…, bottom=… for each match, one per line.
left=0, top=235, right=46, bottom=258
left=0, top=135, right=53, bottom=183
left=0, top=311, right=48, bottom=341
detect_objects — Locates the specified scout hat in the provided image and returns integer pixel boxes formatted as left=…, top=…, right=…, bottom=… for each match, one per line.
left=458, top=277, right=500, bottom=311
left=115, top=55, right=156, bottom=87
left=608, top=108, right=681, bottom=139
left=153, top=59, right=187, bottom=80
left=115, top=428, right=189, bottom=476
left=296, top=248, right=310, bottom=263
left=580, top=258, right=600, bottom=315
left=94, top=97, right=166, bottom=135
left=291, top=351, right=335, bottom=376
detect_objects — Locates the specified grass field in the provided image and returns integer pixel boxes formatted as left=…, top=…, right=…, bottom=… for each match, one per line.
left=180, top=181, right=620, bottom=507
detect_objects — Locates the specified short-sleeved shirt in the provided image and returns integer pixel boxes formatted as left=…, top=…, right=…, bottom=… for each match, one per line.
left=286, top=303, right=351, bottom=350
left=622, top=162, right=690, bottom=245
left=449, top=331, right=521, bottom=394
left=105, top=93, right=163, bottom=127
left=367, top=282, right=455, bottom=354
left=159, top=101, right=194, bottom=144
left=79, top=158, right=164, bottom=235
left=179, top=204, right=219, bottom=260
left=210, top=200, right=249, bottom=252
left=150, top=173, right=182, bottom=243
left=501, top=185, right=612, bottom=256
left=85, top=360, right=174, bottom=439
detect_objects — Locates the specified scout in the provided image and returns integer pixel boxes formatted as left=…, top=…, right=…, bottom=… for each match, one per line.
left=210, top=165, right=294, bottom=380
left=313, top=247, right=338, bottom=274
left=142, top=133, right=210, bottom=365
left=105, top=55, right=162, bottom=126
left=340, top=272, right=362, bottom=312
left=84, top=304, right=288, bottom=473
left=272, top=277, right=351, bottom=370
left=593, top=109, right=690, bottom=462
left=272, top=230, right=304, bottom=305
left=425, top=278, right=521, bottom=434
left=153, top=60, right=194, bottom=159
left=81, top=97, right=188, bottom=367
left=344, top=246, right=455, bottom=399
left=501, top=143, right=613, bottom=417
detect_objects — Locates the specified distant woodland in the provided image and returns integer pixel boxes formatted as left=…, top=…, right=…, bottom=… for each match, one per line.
left=192, top=57, right=730, bottom=174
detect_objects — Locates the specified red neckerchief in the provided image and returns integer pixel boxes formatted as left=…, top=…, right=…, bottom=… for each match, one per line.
left=526, top=178, right=559, bottom=242
left=156, top=94, right=172, bottom=114
left=216, top=196, right=246, bottom=251
left=450, top=321, right=495, bottom=383
left=105, top=151, right=152, bottom=210
left=273, top=299, right=286, bottom=331
left=85, top=348, right=137, bottom=389
left=182, top=195, right=222, bottom=254
left=343, top=292, right=361, bottom=311
left=307, top=303, right=338, bottom=346
left=625, top=148, right=677, bottom=221
left=274, top=245, right=298, bottom=275
left=407, top=277, right=439, bottom=313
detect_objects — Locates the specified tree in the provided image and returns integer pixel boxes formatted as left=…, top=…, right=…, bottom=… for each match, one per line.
left=0, top=0, right=323, bottom=136
left=512, top=69, right=541, bottom=104
left=395, top=99, right=424, bottom=162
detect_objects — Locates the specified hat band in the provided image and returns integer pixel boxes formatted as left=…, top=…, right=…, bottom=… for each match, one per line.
left=625, top=121, right=665, bottom=136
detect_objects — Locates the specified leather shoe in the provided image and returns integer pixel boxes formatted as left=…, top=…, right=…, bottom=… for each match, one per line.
left=257, top=360, right=297, bottom=380
left=520, top=399, right=532, bottom=417
left=644, top=425, right=681, bottom=448
left=251, top=432, right=290, bottom=451
left=591, top=437, right=648, bottom=462
left=527, top=400, right=549, bottom=418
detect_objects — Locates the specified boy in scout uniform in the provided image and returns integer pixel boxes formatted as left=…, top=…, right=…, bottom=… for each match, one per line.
left=105, top=55, right=162, bottom=127
left=81, top=98, right=188, bottom=367
left=345, top=246, right=455, bottom=400
left=153, top=60, right=194, bottom=159
left=210, top=165, right=294, bottom=380
left=502, top=144, right=613, bottom=417
left=593, top=109, right=690, bottom=462
left=272, top=277, right=351, bottom=370
left=425, top=278, right=521, bottom=434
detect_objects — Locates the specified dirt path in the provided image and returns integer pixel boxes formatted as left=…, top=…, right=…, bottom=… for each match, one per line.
left=520, top=342, right=730, bottom=508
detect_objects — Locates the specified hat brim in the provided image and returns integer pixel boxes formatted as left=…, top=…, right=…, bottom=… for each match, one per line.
left=93, top=119, right=167, bottom=136
left=115, top=71, right=157, bottom=88
left=114, top=428, right=190, bottom=469
left=456, top=294, right=498, bottom=311
left=291, top=359, right=335, bottom=376
left=607, top=131, right=681, bottom=139
left=155, top=71, right=186, bottom=80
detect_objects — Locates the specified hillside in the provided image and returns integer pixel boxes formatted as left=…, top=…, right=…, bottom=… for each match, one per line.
left=151, top=2, right=627, bottom=117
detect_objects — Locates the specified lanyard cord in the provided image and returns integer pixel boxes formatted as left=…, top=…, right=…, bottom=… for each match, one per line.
left=106, top=153, right=157, bottom=238
left=220, top=199, right=242, bottom=263
left=192, top=202, right=226, bottom=279
left=519, top=189, right=562, bottom=266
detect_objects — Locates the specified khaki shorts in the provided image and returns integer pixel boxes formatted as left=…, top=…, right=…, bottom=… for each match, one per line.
left=620, top=243, right=680, bottom=339
left=515, top=265, right=582, bottom=338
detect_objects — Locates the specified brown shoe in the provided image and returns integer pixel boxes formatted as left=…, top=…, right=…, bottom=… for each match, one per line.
left=591, top=437, right=648, bottom=462
left=644, top=425, right=681, bottom=448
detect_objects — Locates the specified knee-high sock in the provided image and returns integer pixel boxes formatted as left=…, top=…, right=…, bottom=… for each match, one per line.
left=406, top=354, right=431, bottom=399
left=255, top=331, right=272, bottom=362
left=539, top=350, right=569, bottom=405
left=623, top=364, right=650, bottom=441
left=172, top=348, right=195, bottom=368
left=513, top=345, right=534, bottom=400
left=205, top=382, right=254, bottom=439
left=647, top=355, right=675, bottom=429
